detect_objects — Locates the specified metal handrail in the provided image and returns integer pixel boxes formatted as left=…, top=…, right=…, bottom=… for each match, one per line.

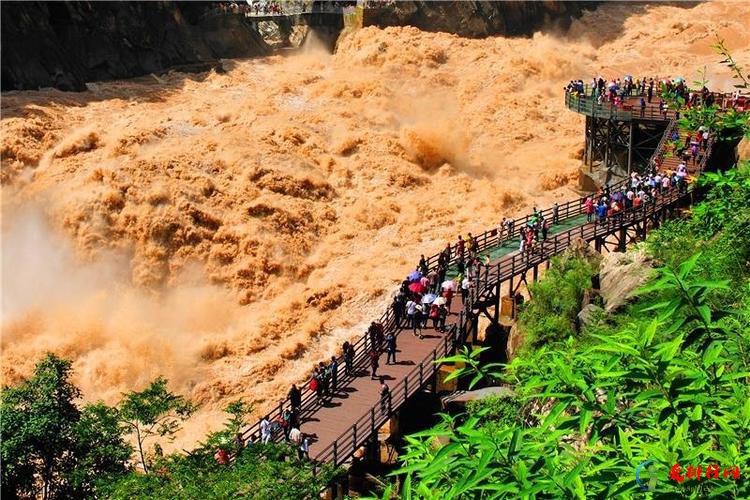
left=564, top=86, right=738, bottom=122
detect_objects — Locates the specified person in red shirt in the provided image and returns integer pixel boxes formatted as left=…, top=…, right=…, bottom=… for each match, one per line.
left=584, top=197, right=594, bottom=222
left=214, top=448, right=229, bottom=465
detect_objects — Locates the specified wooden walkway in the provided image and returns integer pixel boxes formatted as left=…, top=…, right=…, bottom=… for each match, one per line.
left=239, top=88, right=716, bottom=471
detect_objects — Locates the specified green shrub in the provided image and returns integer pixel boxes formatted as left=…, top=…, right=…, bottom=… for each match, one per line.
left=518, top=253, right=599, bottom=349
left=99, top=443, right=338, bottom=499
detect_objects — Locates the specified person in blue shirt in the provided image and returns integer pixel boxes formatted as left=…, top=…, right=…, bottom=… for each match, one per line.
left=596, top=202, right=607, bottom=221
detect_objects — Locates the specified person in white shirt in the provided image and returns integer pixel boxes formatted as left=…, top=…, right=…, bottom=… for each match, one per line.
left=298, top=433, right=310, bottom=460
left=261, top=417, right=272, bottom=444
left=406, top=299, right=418, bottom=332
left=289, top=427, right=301, bottom=444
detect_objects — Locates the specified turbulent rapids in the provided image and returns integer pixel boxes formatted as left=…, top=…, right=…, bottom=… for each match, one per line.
left=2, top=1, right=749, bottom=449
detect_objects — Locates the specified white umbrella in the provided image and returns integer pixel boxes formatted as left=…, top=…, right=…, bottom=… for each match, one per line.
left=441, top=280, right=456, bottom=291
left=422, top=293, right=438, bottom=304
left=433, top=297, right=447, bottom=306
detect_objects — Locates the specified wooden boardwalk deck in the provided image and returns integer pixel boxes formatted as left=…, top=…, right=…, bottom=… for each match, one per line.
left=239, top=89, right=716, bottom=471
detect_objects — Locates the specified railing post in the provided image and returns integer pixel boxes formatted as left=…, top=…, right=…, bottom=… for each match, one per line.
left=352, top=423, right=357, bottom=451
left=404, top=377, right=408, bottom=398
left=419, top=361, right=423, bottom=385
left=370, top=407, right=375, bottom=436
left=333, top=441, right=338, bottom=466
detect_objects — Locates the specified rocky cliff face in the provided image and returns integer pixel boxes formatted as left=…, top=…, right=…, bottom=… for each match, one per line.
left=1, top=1, right=271, bottom=91
left=363, top=1, right=598, bottom=38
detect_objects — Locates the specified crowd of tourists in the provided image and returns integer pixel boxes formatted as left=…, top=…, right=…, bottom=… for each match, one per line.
left=565, top=75, right=747, bottom=117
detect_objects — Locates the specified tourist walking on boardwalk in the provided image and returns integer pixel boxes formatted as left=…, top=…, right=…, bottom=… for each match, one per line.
left=261, top=416, right=272, bottom=444
left=525, top=226, right=535, bottom=254
left=282, top=408, right=293, bottom=440
left=318, top=361, right=330, bottom=399
left=330, top=356, right=338, bottom=394
left=437, top=303, right=448, bottom=332
left=310, top=367, right=323, bottom=402
left=553, top=202, right=559, bottom=224
left=413, top=305, right=424, bottom=339
left=499, top=217, right=506, bottom=242
left=406, top=297, right=418, bottom=332
left=234, top=432, right=245, bottom=453
left=466, top=233, right=476, bottom=259
left=342, top=341, right=353, bottom=375
left=392, top=293, right=405, bottom=327
left=298, top=433, right=310, bottom=460
left=379, top=377, right=390, bottom=415
left=369, top=348, right=380, bottom=379
left=289, top=426, right=301, bottom=447
left=288, top=384, right=301, bottom=412
left=427, top=268, right=439, bottom=293
left=385, top=331, right=396, bottom=364
left=429, top=302, right=440, bottom=330
left=461, top=275, right=471, bottom=300
left=596, top=200, right=607, bottom=221
left=456, top=235, right=465, bottom=261
left=584, top=197, right=594, bottom=222
left=443, top=286, right=454, bottom=311
left=368, top=322, right=382, bottom=351
left=418, top=254, right=428, bottom=275
left=440, top=243, right=451, bottom=266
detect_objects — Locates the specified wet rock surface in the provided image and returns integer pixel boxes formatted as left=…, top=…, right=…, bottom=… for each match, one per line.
left=1, top=1, right=271, bottom=91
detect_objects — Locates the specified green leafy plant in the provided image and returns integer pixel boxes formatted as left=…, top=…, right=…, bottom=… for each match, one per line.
left=118, top=377, right=196, bottom=473
left=436, top=346, right=504, bottom=389
left=0, top=354, right=131, bottom=499
left=517, top=252, right=599, bottom=348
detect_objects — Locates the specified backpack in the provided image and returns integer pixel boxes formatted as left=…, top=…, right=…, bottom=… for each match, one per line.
left=309, top=377, right=319, bottom=392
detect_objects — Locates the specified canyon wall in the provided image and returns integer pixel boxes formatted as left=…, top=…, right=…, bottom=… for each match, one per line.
left=1, top=1, right=271, bottom=91
left=363, top=0, right=599, bottom=38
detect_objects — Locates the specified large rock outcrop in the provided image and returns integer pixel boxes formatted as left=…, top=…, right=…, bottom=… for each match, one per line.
left=599, top=248, right=654, bottom=313
left=363, top=1, right=598, bottom=38
left=1, top=1, right=271, bottom=91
